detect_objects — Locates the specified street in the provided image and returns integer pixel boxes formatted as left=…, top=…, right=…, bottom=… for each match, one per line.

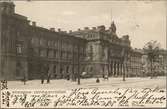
left=6, top=76, right=166, bottom=90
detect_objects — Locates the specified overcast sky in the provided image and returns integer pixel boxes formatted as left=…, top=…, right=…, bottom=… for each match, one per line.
left=14, top=1, right=166, bottom=49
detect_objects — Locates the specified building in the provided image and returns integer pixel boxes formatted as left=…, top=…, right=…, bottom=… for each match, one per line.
left=142, top=49, right=167, bottom=76
left=128, top=48, right=143, bottom=77
left=2, top=1, right=165, bottom=80
left=0, top=2, right=132, bottom=80
left=71, top=24, right=131, bottom=77
left=0, top=2, right=86, bottom=80
left=158, top=49, right=167, bottom=75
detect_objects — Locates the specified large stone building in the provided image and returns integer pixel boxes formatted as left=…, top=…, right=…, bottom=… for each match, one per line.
left=0, top=2, right=132, bottom=80
left=0, top=2, right=86, bottom=80
left=142, top=49, right=167, bottom=76
left=1, top=2, right=165, bottom=80
left=128, top=48, right=143, bottom=77
left=71, top=24, right=131, bottom=77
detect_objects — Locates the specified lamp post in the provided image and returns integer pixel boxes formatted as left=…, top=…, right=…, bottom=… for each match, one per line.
left=121, top=48, right=126, bottom=81
left=122, top=49, right=130, bottom=81
left=123, top=59, right=126, bottom=81
left=77, top=45, right=80, bottom=85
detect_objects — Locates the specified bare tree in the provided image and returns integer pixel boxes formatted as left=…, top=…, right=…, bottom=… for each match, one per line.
left=143, top=40, right=160, bottom=79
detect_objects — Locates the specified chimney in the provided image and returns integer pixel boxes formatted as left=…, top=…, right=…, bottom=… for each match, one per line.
left=32, top=21, right=36, bottom=26
left=84, top=27, right=89, bottom=30
left=50, top=28, right=55, bottom=32
left=63, top=31, right=67, bottom=33
left=97, top=25, right=105, bottom=31
left=122, top=35, right=129, bottom=40
left=58, top=28, right=61, bottom=32
left=69, top=30, right=72, bottom=33
left=92, top=27, right=96, bottom=30
left=78, top=28, right=81, bottom=31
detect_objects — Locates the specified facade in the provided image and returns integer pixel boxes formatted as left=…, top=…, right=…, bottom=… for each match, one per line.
left=0, top=2, right=86, bottom=80
left=142, top=49, right=167, bottom=76
left=158, top=49, right=167, bottom=75
left=71, top=24, right=131, bottom=77
left=1, top=2, right=165, bottom=80
left=0, top=2, right=132, bottom=80
left=128, top=49, right=143, bottom=77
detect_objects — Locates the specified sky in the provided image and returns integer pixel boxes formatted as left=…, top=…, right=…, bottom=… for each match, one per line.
left=14, top=0, right=166, bottom=49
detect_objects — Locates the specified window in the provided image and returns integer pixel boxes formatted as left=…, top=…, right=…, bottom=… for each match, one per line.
left=48, top=40, right=53, bottom=47
left=16, top=43, right=23, bottom=54
left=39, top=38, right=46, bottom=46
left=48, top=50, right=54, bottom=58
left=39, top=49, right=46, bottom=57
left=54, top=41, right=58, bottom=48
left=54, top=50, right=57, bottom=58
left=39, top=38, right=43, bottom=45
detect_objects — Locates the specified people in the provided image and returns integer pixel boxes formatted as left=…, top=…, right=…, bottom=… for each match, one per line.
left=102, top=73, right=105, bottom=79
left=23, top=73, right=26, bottom=85
left=96, top=77, right=100, bottom=83
left=46, top=65, right=51, bottom=84
left=66, top=72, right=70, bottom=80
left=41, top=72, right=45, bottom=84
left=47, top=72, right=51, bottom=84
left=40, top=64, right=47, bottom=84
left=22, top=69, right=27, bottom=85
left=102, top=73, right=108, bottom=80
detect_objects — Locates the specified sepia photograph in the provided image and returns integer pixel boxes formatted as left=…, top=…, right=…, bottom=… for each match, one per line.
left=0, top=0, right=166, bottom=108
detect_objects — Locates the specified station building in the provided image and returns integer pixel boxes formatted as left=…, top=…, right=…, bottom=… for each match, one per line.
left=1, top=2, right=152, bottom=80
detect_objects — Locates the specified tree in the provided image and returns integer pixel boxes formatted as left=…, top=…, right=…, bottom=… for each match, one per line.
left=143, top=40, right=160, bottom=79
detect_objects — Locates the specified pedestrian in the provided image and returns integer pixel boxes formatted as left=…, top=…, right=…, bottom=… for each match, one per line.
left=67, top=72, right=70, bottom=80
left=102, top=73, right=105, bottom=79
left=40, top=63, right=46, bottom=84
left=21, top=69, right=27, bottom=85
left=41, top=72, right=45, bottom=84
left=96, top=77, right=100, bottom=83
left=47, top=72, right=51, bottom=84
left=23, top=73, right=26, bottom=85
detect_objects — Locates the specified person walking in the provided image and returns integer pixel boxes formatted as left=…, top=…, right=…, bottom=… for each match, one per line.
left=40, top=63, right=46, bottom=84
left=41, top=72, right=45, bottom=84
left=66, top=72, right=70, bottom=80
left=47, top=72, right=51, bottom=83
left=46, top=65, right=51, bottom=84
left=23, top=72, right=27, bottom=85
left=96, top=77, right=100, bottom=83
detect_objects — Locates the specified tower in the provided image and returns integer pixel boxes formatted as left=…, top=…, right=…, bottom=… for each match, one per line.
left=110, top=21, right=116, bottom=33
left=0, top=1, right=15, bottom=14
left=110, top=8, right=116, bottom=33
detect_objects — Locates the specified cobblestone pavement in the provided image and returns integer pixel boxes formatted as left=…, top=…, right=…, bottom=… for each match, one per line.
left=6, top=76, right=166, bottom=90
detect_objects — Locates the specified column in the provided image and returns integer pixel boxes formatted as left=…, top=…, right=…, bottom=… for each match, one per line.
left=113, top=61, right=115, bottom=76
left=115, top=62, right=118, bottom=76
left=117, top=62, right=120, bottom=76
left=120, top=63, right=123, bottom=76
left=110, top=61, right=113, bottom=76
left=122, top=61, right=126, bottom=81
left=114, top=62, right=116, bottom=76
left=112, top=62, right=114, bottom=76
left=108, top=63, right=111, bottom=76
left=118, top=62, right=121, bottom=76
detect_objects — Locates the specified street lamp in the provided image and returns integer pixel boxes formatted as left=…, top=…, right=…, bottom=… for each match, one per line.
left=122, top=49, right=130, bottom=81
left=121, top=48, right=126, bottom=81
left=77, top=45, right=80, bottom=85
